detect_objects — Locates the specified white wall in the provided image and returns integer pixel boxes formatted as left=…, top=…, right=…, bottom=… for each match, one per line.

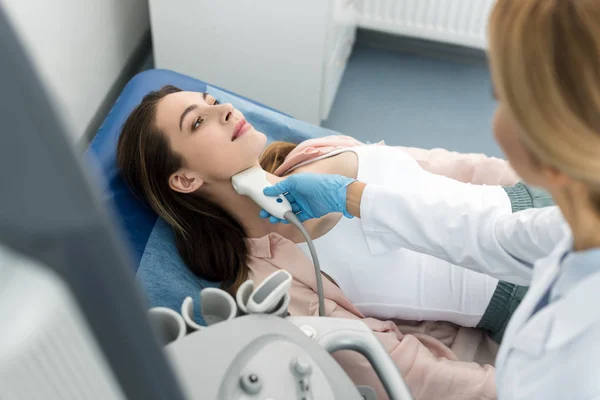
left=1, top=0, right=149, bottom=141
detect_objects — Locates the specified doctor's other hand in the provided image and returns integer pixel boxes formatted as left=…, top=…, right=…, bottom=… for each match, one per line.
left=261, top=173, right=356, bottom=223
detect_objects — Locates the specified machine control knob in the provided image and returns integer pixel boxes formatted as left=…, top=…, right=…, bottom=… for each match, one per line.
left=299, top=325, right=317, bottom=339
left=239, top=373, right=262, bottom=395
left=290, top=358, right=313, bottom=377
left=357, top=385, right=378, bottom=400
left=299, top=378, right=310, bottom=391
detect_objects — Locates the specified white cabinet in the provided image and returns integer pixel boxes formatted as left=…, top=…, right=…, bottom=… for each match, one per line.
left=149, top=0, right=357, bottom=125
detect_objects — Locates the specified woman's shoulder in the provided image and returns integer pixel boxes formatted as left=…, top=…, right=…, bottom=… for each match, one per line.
left=295, top=134, right=364, bottom=150
left=274, top=135, right=362, bottom=176
left=289, top=150, right=359, bottom=179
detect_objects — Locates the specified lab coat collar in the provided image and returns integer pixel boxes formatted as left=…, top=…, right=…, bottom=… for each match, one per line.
left=546, top=269, right=600, bottom=350
left=497, top=235, right=571, bottom=360
left=506, top=234, right=600, bottom=352
left=551, top=247, right=600, bottom=300
left=506, top=265, right=560, bottom=357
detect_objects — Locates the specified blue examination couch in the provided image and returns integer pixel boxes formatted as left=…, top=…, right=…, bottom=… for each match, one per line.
left=85, top=69, right=337, bottom=324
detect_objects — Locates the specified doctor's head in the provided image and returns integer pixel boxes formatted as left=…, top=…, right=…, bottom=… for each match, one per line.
left=116, top=85, right=270, bottom=293
left=488, top=0, right=600, bottom=213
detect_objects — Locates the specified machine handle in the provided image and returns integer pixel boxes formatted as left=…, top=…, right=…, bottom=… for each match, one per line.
left=319, top=330, right=413, bottom=400
left=288, top=317, right=414, bottom=400
left=231, top=167, right=292, bottom=220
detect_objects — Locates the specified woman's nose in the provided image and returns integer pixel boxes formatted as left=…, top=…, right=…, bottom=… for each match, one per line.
left=217, top=103, right=234, bottom=124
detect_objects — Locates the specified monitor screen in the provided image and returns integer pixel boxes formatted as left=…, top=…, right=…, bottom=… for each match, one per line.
left=0, top=7, right=185, bottom=400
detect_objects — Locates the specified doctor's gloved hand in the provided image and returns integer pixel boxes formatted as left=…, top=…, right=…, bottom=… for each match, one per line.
left=261, top=173, right=356, bottom=224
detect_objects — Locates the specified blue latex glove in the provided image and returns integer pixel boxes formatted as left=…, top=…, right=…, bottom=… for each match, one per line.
left=261, top=173, right=356, bottom=224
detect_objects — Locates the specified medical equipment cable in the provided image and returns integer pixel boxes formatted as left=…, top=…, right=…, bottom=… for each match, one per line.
left=284, top=210, right=326, bottom=317
left=231, top=166, right=326, bottom=317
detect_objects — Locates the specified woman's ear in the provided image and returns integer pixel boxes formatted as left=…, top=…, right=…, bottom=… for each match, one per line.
left=169, top=169, right=204, bottom=193
left=540, top=164, right=571, bottom=188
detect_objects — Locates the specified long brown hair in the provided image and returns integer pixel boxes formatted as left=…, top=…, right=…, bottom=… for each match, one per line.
left=489, top=0, right=600, bottom=211
left=259, top=141, right=298, bottom=174
left=117, top=86, right=249, bottom=293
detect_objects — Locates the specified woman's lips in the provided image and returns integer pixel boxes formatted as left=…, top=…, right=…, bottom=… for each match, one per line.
left=232, top=119, right=251, bottom=141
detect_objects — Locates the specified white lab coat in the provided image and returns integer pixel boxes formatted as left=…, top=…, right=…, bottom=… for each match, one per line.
left=358, top=168, right=600, bottom=399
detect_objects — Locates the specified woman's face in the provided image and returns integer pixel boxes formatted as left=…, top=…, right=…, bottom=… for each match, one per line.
left=492, top=102, right=547, bottom=187
left=155, top=91, right=267, bottom=192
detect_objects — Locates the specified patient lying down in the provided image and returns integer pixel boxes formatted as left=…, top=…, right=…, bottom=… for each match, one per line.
left=117, top=87, right=549, bottom=400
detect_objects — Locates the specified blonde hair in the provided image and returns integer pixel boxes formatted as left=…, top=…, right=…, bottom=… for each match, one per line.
left=488, top=0, right=600, bottom=207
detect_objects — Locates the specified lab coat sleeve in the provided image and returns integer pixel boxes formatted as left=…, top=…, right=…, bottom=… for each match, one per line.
left=360, top=168, right=566, bottom=286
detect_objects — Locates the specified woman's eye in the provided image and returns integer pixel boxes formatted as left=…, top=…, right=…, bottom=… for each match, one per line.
left=213, top=99, right=221, bottom=105
left=192, top=117, right=203, bottom=130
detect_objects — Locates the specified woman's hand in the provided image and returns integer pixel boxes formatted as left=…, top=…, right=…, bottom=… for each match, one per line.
left=261, top=173, right=357, bottom=223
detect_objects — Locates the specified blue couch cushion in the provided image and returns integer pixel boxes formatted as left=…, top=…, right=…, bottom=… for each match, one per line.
left=86, top=70, right=209, bottom=267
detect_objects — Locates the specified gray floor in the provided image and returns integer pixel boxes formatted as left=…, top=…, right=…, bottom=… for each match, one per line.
left=323, top=43, right=503, bottom=158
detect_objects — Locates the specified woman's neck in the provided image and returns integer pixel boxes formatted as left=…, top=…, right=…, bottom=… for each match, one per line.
left=201, top=169, right=302, bottom=240
left=554, top=184, right=600, bottom=251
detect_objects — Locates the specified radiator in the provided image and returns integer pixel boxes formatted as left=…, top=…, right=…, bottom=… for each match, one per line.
left=358, top=0, right=496, bottom=49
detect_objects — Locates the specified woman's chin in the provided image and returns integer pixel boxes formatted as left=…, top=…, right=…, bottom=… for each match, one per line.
left=228, top=161, right=261, bottom=179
